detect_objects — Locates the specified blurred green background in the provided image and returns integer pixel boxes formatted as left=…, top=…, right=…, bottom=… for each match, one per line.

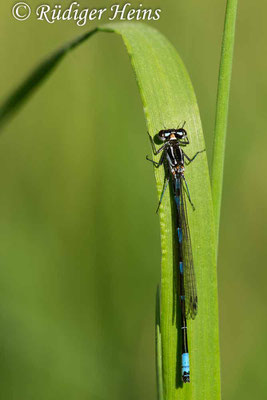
left=0, top=1, right=266, bottom=399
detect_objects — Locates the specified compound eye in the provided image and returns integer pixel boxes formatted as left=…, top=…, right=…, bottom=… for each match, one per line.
left=158, top=131, right=167, bottom=141
left=178, top=128, right=187, bottom=137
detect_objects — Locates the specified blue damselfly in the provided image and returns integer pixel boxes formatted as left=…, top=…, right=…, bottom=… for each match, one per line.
left=147, top=124, right=205, bottom=383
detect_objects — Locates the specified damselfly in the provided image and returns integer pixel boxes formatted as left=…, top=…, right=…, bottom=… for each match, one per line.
left=147, top=124, right=205, bottom=383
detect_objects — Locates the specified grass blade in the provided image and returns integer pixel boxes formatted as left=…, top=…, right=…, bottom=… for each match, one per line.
left=211, top=0, right=238, bottom=246
left=0, top=22, right=220, bottom=399
left=0, top=28, right=97, bottom=129
left=100, top=23, right=220, bottom=400
left=156, top=286, right=164, bottom=400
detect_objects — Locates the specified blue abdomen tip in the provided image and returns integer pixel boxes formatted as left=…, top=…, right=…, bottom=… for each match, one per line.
left=182, top=353, right=190, bottom=374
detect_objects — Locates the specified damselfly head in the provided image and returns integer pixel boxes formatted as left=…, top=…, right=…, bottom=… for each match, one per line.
left=158, top=128, right=187, bottom=142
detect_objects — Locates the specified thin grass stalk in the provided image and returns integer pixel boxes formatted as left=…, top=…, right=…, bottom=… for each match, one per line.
left=211, top=0, right=238, bottom=248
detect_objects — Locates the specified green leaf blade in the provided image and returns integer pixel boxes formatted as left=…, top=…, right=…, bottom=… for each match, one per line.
left=101, top=23, right=220, bottom=400
left=0, top=28, right=98, bottom=129
left=212, top=0, right=238, bottom=247
left=0, top=21, right=221, bottom=400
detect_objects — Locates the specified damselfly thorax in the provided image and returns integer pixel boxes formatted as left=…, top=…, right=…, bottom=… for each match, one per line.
left=166, top=143, right=184, bottom=164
